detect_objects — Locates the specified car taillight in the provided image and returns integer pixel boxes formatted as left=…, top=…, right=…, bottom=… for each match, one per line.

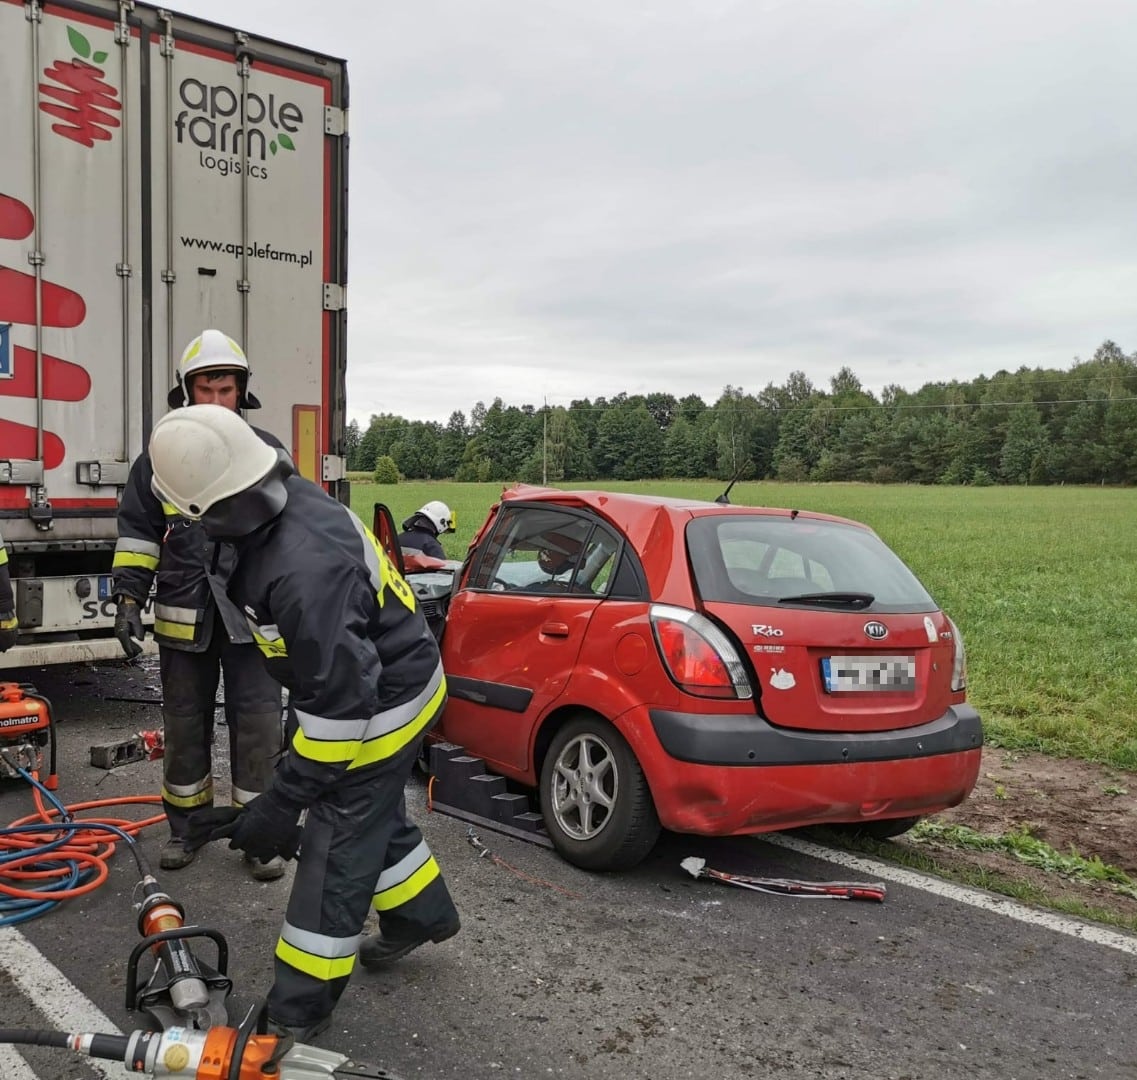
left=649, top=604, right=753, bottom=700
left=948, top=616, right=967, bottom=692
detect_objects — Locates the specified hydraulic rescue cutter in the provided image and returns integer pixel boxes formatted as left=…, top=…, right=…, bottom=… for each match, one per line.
left=0, top=687, right=405, bottom=1079
left=0, top=1000, right=403, bottom=1079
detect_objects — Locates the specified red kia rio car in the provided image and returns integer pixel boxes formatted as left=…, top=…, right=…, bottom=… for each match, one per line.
left=394, top=484, right=983, bottom=872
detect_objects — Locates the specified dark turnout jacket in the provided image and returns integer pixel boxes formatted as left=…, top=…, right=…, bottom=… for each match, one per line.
left=228, top=471, right=446, bottom=806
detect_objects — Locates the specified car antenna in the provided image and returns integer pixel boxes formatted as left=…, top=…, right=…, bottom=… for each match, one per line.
left=714, top=460, right=752, bottom=505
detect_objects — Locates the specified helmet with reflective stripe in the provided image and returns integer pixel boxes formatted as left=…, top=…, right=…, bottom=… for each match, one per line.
left=149, top=404, right=280, bottom=521
left=168, top=329, right=262, bottom=409
left=404, top=500, right=455, bottom=536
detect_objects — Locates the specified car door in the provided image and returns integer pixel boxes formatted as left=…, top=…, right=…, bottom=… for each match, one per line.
left=440, top=504, right=618, bottom=775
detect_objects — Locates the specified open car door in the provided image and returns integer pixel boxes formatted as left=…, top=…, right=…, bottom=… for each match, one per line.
left=372, top=502, right=406, bottom=576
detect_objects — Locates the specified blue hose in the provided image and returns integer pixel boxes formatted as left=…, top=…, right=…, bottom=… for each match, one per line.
left=0, top=764, right=135, bottom=927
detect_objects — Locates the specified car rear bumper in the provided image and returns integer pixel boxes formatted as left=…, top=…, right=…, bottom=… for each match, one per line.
left=650, top=703, right=982, bottom=766
left=641, top=703, right=983, bottom=835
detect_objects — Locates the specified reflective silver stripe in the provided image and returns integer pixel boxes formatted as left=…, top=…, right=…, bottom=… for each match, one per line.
left=280, top=920, right=361, bottom=959
left=373, top=839, right=431, bottom=894
left=255, top=623, right=283, bottom=641
left=347, top=513, right=382, bottom=593
left=154, top=603, right=198, bottom=623
left=295, top=662, right=445, bottom=743
left=164, top=776, right=211, bottom=798
left=294, top=707, right=368, bottom=743
left=231, top=786, right=262, bottom=806
left=114, top=536, right=162, bottom=558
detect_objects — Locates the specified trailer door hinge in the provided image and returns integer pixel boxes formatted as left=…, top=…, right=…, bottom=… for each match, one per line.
left=324, top=106, right=347, bottom=137
left=76, top=460, right=131, bottom=486
left=322, top=282, right=346, bottom=311
left=0, top=459, right=45, bottom=485
left=321, top=455, right=347, bottom=482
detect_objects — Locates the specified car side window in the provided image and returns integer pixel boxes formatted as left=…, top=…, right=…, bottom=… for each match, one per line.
left=468, top=505, right=620, bottom=596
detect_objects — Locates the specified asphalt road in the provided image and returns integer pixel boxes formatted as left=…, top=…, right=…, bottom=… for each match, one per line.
left=1, top=660, right=1134, bottom=1080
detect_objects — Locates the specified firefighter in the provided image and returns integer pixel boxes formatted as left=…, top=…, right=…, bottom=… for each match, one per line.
left=112, top=330, right=287, bottom=881
left=396, top=500, right=455, bottom=559
left=0, top=527, right=16, bottom=653
left=149, top=403, right=460, bottom=1043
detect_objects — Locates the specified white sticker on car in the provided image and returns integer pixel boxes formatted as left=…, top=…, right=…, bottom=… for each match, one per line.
left=769, top=667, right=796, bottom=690
left=924, top=616, right=937, bottom=643
left=751, top=624, right=784, bottom=637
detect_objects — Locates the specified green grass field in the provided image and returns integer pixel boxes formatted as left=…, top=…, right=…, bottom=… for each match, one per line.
left=350, top=478, right=1137, bottom=771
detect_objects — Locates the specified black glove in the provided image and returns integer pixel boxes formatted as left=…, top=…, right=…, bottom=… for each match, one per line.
left=0, top=612, right=16, bottom=654
left=224, top=789, right=304, bottom=863
left=183, top=806, right=244, bottom=853
left=114, top=597, right=145, bottom=658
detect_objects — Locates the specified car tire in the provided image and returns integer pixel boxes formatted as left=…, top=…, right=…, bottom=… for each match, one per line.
left=539, top=714, right=660, bottom=872
left=837, top=816, right=922, bottom=841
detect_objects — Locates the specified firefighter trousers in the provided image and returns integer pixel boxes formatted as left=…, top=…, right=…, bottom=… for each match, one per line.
left=159, top=612, right=284, bottom=838
left=267, top=736, right=458, bottom=1027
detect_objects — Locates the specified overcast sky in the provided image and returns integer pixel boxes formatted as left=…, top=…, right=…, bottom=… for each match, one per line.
left=186, top=0, right=1137, bottom=426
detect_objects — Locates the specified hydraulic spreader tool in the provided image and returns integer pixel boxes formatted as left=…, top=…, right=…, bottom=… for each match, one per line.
left=0, top=687, right=404, bottom=1079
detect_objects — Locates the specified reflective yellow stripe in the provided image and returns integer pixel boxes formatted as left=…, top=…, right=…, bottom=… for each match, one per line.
left=275, top=938, right=356, bottom=982
left=291, top=677, right=444, bottom=770
left=0, top=548, right=8, bottom=566
left=373, top=536, right=416, bottom=613
left=182, top=338, right=202, bottom=364
left=253, top=631, right=288, bottom=659
left=154, top=618, right=196, bottom=641
left=1, top=615, right=17, bottom=631
left=350, top=677, right=445, bottom=770
left=291, top=730, right=360, bottom=766
left=112, top=551, right=160, bottom=570
left=372, top=855, right=441, bottom=912
left=161, top=783, right=214, bottom=809
left=161, top=502, right=180, bottom=518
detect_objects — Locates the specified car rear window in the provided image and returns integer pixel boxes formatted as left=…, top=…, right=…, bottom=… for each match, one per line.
left=686, top=515, right=937, bottom=612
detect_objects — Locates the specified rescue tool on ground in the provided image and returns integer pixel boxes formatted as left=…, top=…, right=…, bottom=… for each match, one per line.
left=1, top=698, right=404, bottom=1076
left=0, top=1000, right=403, bottom=1079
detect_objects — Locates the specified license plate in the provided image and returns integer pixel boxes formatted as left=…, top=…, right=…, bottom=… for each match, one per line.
left=97, top=575, right=114, bottom=600
left=822, top=655, right=915, bottom=692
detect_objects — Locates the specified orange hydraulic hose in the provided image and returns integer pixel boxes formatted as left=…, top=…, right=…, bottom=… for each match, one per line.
left=0, top=782, right=164, bottom=903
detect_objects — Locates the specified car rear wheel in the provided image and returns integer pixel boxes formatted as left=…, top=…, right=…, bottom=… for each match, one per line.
left=539, top=714, right=660, bottom=871
left=837, top=816, right=922, bottom=841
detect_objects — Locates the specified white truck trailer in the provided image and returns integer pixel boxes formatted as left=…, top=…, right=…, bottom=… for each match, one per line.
left=1, top=0, right=349, bottom=668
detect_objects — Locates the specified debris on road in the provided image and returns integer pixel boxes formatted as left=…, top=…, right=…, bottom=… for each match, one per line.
left=89, top=730, right=165, bottom=770
left=681, top=856, right=887, bottom=902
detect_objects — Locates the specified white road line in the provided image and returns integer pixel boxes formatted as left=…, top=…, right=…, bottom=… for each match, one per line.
left=0, top=926, right=125, bottom=1080
left=0, top=1044, right=40, bottom=1080
left=766, top=833, right=1137, bottom=956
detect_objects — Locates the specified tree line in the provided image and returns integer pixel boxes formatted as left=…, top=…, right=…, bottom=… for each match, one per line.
left=346, top=340, right=1137, bottom=485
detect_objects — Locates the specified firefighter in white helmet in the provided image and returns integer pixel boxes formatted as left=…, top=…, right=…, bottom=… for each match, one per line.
left=111, top=330, right=287, bottom=881
left=396, top=499, right=455, bottom=559
left=148, top=403, right=459, bottom=1044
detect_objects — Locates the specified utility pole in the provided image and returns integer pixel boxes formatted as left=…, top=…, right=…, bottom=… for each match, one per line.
left=542, top=397, right=548, bottom=484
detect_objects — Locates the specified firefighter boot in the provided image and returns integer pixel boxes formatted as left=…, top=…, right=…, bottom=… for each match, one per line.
left=358, top=915, right=461, bottom=969
left=159, top=837, right=196, bottom=870
left=245, top=853, right=287, bottom=881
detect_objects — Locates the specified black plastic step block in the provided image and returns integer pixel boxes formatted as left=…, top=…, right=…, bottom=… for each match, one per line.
left=464, top=773, right=508, bottom=815
left=488, top=791, right=531, bottom=825
left=513, top=811, right=548, bottom=834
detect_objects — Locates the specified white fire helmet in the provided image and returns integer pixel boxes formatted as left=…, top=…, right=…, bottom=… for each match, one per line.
left=416, top=500, right=455, bottom=535
left=149, top=404, right=278, bottom=519
left=168, top=329, right=261, bottom=409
